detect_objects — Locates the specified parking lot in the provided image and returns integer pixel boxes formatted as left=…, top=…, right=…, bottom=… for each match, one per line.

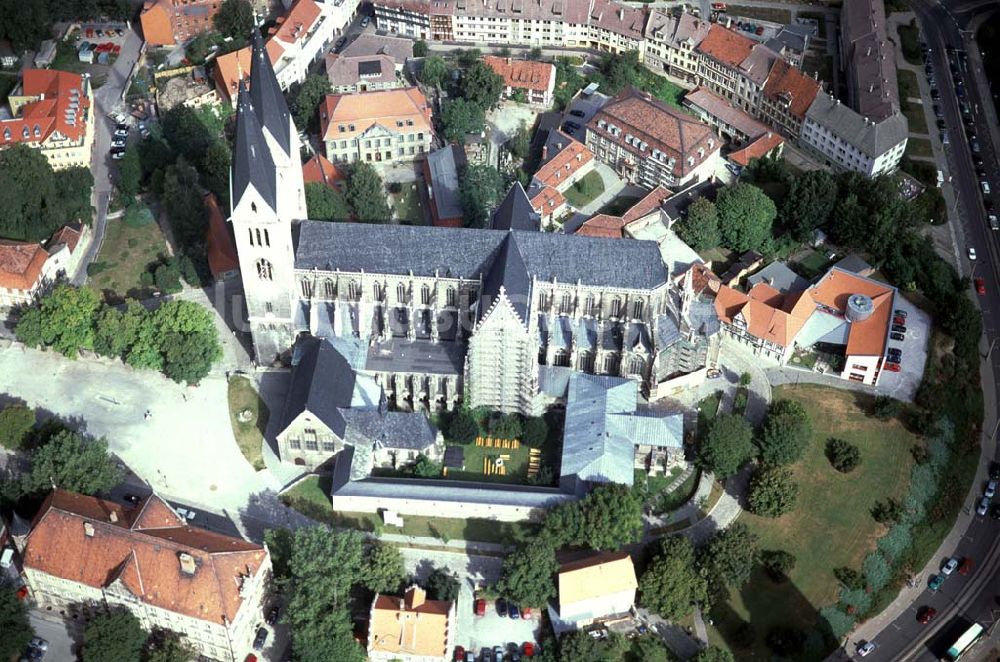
left=561, top=90, right=611, bottom=143
left=458, top=593, right=539, bottom=659
left=875, top=296, right=931, bottom=401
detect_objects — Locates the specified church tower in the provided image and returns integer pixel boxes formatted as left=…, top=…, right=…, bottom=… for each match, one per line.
left=230, top=30, right=305, bottom=364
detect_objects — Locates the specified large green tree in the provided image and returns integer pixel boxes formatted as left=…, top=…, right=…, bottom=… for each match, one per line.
left=199, top=141, right=232, bottom=209
left=161, top=106, right=217, bottom=162
left=595, top=50, right=642, bottom=95
left=693, top=646, right=735, bottom=662
left=154, top=299, right=223, bottom=385
left=0, top=586, right=32, bottom=662
left=757, top=399, right=812, bottom=466
left=0, top=404, right=35, bottom=450
left=699, top=413, right=755, bottom=478
left=780, top=169, right=837, bottom=241
left=419, top=55, right=449, bottom=87
left=292, top=74, right=332, bottom=132
left=539, top=500, right=585, bottom=548
left=214, top=0, right=254, bottom=39
left=286, top=527, right=367, bottom=662
left=747, top=466, right=798, bottom=518
left=698, top=523, right=760, bottom=590
left=441, top=98, right=486, bottom=144
left=23, top=429, right=123, bottom=496
left=639, top=536, right=709, bottom=621
left=118, top=144, right=143, bottom=200
left=361, top=543, right=406, bottom=594
left=143, top=629, right=197, bottom=662
left=16, top=283, right=100, bottom=357
left=264, top=528, right=294, bottom=583
left=161, top=158, right=208, bottom=248
left=558, top=629, right=628, bottom=662
left=458, top=164, right=505, bottom=228
left=82, top=609, right=147, bottom=662
left=446, top=408, right=480, bottom=444
left=346, top=162, right=391, bottom=223
left=497, top=539, right=558, bottom=607
left=716, top=182, right=776, bottom=252
left=426, top=567, right=461, bottom=601
left=578, top=483, right=644, bottom=550
left=0, top=145, right=69, bottom=241
left=676, top=197, right=721, bottom=251
left=459, top=60, right=504, bottom=110
left=305, top=182, right=352, bottom=221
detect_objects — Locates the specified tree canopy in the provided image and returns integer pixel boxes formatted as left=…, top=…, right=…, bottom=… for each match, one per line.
left=676, top=197, right=721, bottom=251
left=698, top=523, right=760, bottom=590
left=716, top=182, right=776, bottom=252
left=639, top=536, right=709, bottom=621
left=497, top=539, right=558, bottom=607
left=82, top=609, right=147, bottom=662
left=700, top=413, right=755, bottom=478
left=459, top=60, right=505, bottom=111
left=447, top=408, right=481, bottom=444
left=0, top=587, right=32, bottom=662
left=214, top=0, right=254, bottom=39
left=305, top=182, right=352, bottom=221
left=459, top=164, right=505, bottom=228
left=346, top=162, right=392, bottom=223
left=693, top=646, right=735, bottom=662
left=361, top=543, right=406, bottom=594
left=419, top=55, right=449, bottom=87
left=780, top=169, right=837, bottom=241
left=0, top=404, right=35, bottom=451
left=558, top=629, right=628, bottom=662
left=578, top=483, right=644, bottom=550
left=758, top=399, right=812, bottom=466
left=426, top=567, right=462, bottom=601
left=0, top=145, right=93, bottom=242
left=292, top=74, right=332, bottom=131
left=747, top=466, right=798, bottom=518
left=441, top=98, right=487, bottom=144
left=23, top=429, right=123, bottom=496
left=143, top=629, right=198, bottom=662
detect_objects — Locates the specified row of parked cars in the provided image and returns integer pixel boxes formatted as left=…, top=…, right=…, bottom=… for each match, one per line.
left=455, top=643, right=535, bottom=662
left=884, top=308, right=908, bottom=373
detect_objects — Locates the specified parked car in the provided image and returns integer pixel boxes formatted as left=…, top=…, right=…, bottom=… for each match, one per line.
left=893, top=316, right=906, bottom=325
left=958, top=557, right=973, bottom=575
left=891, top=324, right=907, bottom=333
left=894, top=309, right=908, bottom=318
left=493, top=646, right=503, bottom=662
left=970, top=138, right=981, bottom=153
left=568, top=109, right=586, bottom=118
left=360, top=16, right=370, bottom=27
left=928, top=574, right=945, bottom=591
left=936, top=118, right=946, bottom=130
left=123, top=493, right=141, bottom=504
left=888, top=350, right=902, bottom=361
left=931, top=88, right=940, bottom=99
left=265, top=605, right=279, bottom=625
left=116, top=27, right=124, bottom=36
left=508, top=602, right=520, bottom=619
left=334, top=37, right=346, bottom=50
left=941, top=131, right=949, bottom=144
left=968, top=247, right=977, bottom=261
left=858, top=641, right=877, bottom=657
left=474, top=599, right=486, bottom=616
left=465, top=651, right=475, bottom=662
left=942, top=557, right=959, bottom=575
left=496, top=598, right=507, bottom=617
left=884, top=362, right=901, bottom=373
left=252, top=628, right=268, bottom=650
left=986, top=480, right=997, bottom=499
left=976, top=277, right=986, bottom=296
left=890, top=332, right=905, bottom=341
left=917, top=606, right=937, bottom=624
left=977, top=497, right=990, bottom=516
left=111, top=151, right=125, bottom=160
left=28, top=638, right=47, bottom=653
left=454, top=646, right=465, bottom=661
left=520, top=606, right=532, bottom=619
left=522, top=642, right=535, bottom=656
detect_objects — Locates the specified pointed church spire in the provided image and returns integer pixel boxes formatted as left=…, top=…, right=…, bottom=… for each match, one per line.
left=231, top=80, right=277, bottom=214
left=249, top=28, right=292, bottom=158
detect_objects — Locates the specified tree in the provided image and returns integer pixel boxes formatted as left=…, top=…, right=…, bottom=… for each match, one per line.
left=413, top=39, right=428, bottom=57
left=715, top=182, right=776, bottom=252
left=528, top=47, right=543, bottom=60
left=699, top=414, right=755, bottom=478
left=447, top=408, right=480, bottom=444
left=16, top=283, right=100, bottom=357
left=292, top=74, right=332, bottom=131
left=497, top=539, right=558, bottom=606
left=834, top=566, right=864, bottom=590
left=539, top=501, right=584, bottom=547
left=305, top=182, right=352, bottom=221
left=154, top=262, right=183, bottom=294
left=0, top=586, right=32, bottom=662
left=780, top=169, right=837, bottom=241
left=0, top=0, right=51, bottom=50
left=639, top=536, right=709, bottom=621
left=489, top=413, right=523, bottom=439
left=361, top=543, right=406, bottom=594
left=675, top=197, right=720, bottom=251
left=441, top=98, right=486, bottom=144
left=595, top=50, right=642, bottom=95
left=458, top=164, right=505, bottom=228
left=214, top=0, right=254, bottom=39
left=345, top=162, right=391, bottom=223
left=459, top=60, right=504, bottom=110
left=758, top=399, right=812, bottom=466
left=54, top=166, right=94, bottom=224
left=23, top=429, right=123, bottom=496
left=118, top=144, right=142, bottom=199
left=698, top=523, right=760, bottom=589
left=143, top=629, right=197, bottom=662
left=578, top=483, right=643, bottom=550
left=161, top=329, right=222, bottom=385
left=161, top=158, right=208, bottom=249
left=748, top=466, right=798, bottom=518
left=419, top=55, right=449, bottom=87
left=0, top=404, right=35, bottom=450
left=559, top=629, right=628, bottom=662
left=629, top=636, right=672, bottom=662
left=264, top=528, right=294, bottom=583
left=0, top=144, right=65, bottom=242
left=82, top=609, right=147, bottom=662
left=765, top=626, right=806, bottom=657
left=825, top=438, right=861, bottom=473
left=694, top=647, right=735, bottom=662
left=871, top=498, right=904, bottom=524
left=199, top=141, right=231, bottom=208
left=412, top=454, right=441, bottom=477
left=426, top=567, right=461, bottom=601
left=161, top=106, right=217, bottom=161
left=521, top=416, right=548, bottom=447
left=872, top=395, right=900, bottom=420
left=761, top=549, right=796, bottom=583
left=508, top=121, right=532, bottom=160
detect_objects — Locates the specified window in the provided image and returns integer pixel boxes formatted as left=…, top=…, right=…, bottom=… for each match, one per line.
left=851, top=364, right=868, bottom=372
left=397, top=283, right=408, bottom=304
left=301, top=280, right=313, bottom=297
left=610, top=297, right=622, bottom=317
left=421, top=285, right=431, bottom=305
left=305, top=439, right=319, bottom=451
left=349, top=280, right=361, bottom=300
left=265, top=302, right=273, bottom=313
left=255, top=228, right=262, bottom=245
left=560, top=293, right=572, bottom=314
left=322, top=441, right=336, bottom=452
left=373, top=282, right=383, bottom=300
left=584, top=295, right=595, bottom=315
left=632, top=300, right=644, bottom=318
left=324, top=279, right=335, bottom=299
left=264, top=229, right=270, bottom=247
left=289, top=438, right=302, bottom=450
left=248, top=228, right=254, bottom=245
left=256, top=259, right=273, bottom=281
left=446, top=288, right=457, bottom=307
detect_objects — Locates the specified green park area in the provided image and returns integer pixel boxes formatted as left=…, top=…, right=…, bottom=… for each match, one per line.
left=87, top=206, right=168, bottom=300
left=227, top=376, right=268, bottom=471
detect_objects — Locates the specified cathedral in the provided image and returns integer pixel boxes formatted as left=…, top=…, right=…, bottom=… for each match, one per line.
left=231, top=32, right=707, bottom=420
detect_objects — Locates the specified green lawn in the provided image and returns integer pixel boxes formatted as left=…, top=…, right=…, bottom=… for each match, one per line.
left=281, top=475, right=537, bottom=545
left=697, top=391, right=723, bottom=439
left=227, top=376, right=268, bottom=471
left=444, top=441, right=533, bottom=484
left=563, top=170, right=606, bottom=209
left=391, top=184, right=426, bottom=225
left=794, top=249, right=832, bottom=279
left=906, top=138, right=934, bottom=159
left=711, top=385, right=919, bottom=659
left=87, top=208, right=168, bottom=301
left=902, top=98, right=929, bottom=135
left=656, top=469, right=699, bottom=513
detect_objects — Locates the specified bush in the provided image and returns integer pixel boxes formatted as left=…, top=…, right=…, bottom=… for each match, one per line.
left=522, top=416, right=548, bottom=447
left=819, top=606, right=856, bottom=641
left=748, top=466, right=798, bottom=518
left=863, top=552, right=891, bottom=592
left=872, top=395, right=900, bottom=420
left=447, top=408, right=480, bottom=445
left=871, top=498, right=904, bottom=524
left=761, top=549, right=796, bottom=583
left=139, top=271, right=155, bottom=287
left=911, top=444, right=930, bottom=464
left=154, top=263, right=183, bottom=294
left=835, top=566, right=864, bottom=590
left=825, top=438, right=861, bottom=473
left=86, top=261, right=108, bottom=276
left=412, top=454, right=441, bottom=478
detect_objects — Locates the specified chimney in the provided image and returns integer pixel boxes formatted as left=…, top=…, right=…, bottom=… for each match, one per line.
left=84, top=522, right=95, bottom=537
left=109, top=511, right=118, bottom=524
left=619, top=7, right=624, bottom=19
left=179, top=552, right=197, bottom=575
left=404, top=586, right=427, bottom=610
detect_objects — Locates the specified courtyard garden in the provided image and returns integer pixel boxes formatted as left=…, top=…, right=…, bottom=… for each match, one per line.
left=563, top=170, right=606, bottom=209
left=86, top=204, right=170, bottom=300
left=227, top=375, right=269, bottom=471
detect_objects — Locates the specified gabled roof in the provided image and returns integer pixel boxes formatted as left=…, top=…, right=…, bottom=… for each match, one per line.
left=762, top=59, right=820, bottom=120
left=319, top=87, right=431, bottom=141
left=268, top=0, right=323, bottom=49
left=491, top=182, right=540, bottom=231
left=558, top=552, right=638, bottom=606
left=560, top=373, right=641, bottom=486
left=575, top=186, right=670, bottom=238
left=231, top=81, right=277, bottom=212
left=0, top=240, right=48, bottom=291
left=22, top=490, right=266, bottom=624
left=727, top=131, right=784, bottom=167
left=340, top=33, right=414, bottom=64
left=714, top=282, right=813, bottom=348
left=249, top=29, right=292, bottom=157
left=204, top=193, right=239, bottom=278
left=212, top=47, right=254, bottom=104
left=809, top=267, right=894, bottom=356
left=281, top=337, right=364, bottom=436
left=369, top=587, right=452, bottom=658
left=424, top=145, right=464, bottom=225
left=301, top=153, right=346, bottom=189
left=479, top=232, right=531, bottom=324
left=697, top=23, right=755, bottom=67
left=483, top=56, right=556, bottom=92
left=0, top=70, right=90, bottom=147
left=532, top=137, right=594, bottom=190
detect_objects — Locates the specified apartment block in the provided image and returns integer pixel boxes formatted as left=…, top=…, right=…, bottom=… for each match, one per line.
left=320, top=87, right=432, bottom=164
left=800, top=93, right=907, bottom=176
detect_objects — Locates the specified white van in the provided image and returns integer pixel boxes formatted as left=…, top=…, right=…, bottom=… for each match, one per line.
left=982, top=180, right=991, bottom=195
left=0, top=546, right=14, bottom=569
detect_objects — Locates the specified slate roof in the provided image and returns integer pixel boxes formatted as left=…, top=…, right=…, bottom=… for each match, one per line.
left=231, top=81, right=277, bottom=212
left=294, top=222, right=669, bottom=291
left=805, top=93, right=908, bottom=157
left=343, top=409, right=438, bottom=451
left=491, top=182, right=541, bottom=231
left=560, top=373, right=640, bottom=487
left=281, top=337, right=363, bottom=436
left=425, top=145, right=464, bottom=223
left=480, top=233, right=531, bottom=324
left=249, top=30, right=291, bottom=157
left=746, top=261, right=809, bottom=293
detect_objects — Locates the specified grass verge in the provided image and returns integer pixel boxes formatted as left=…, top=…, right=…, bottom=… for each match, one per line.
left=227, top=376, right=268, bottom=471
left=906, top=138, right=934, bottom=159
left=563, top=170, right=606, bottom=209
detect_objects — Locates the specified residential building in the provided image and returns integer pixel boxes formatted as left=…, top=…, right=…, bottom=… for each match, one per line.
left=800, top=93, right=907, bottom=177
left=17, top=490, right=271, bottom=662
left=325, top=53, right=402, bottom=93
left=1, top=70, right=94, bottom=170
left=266, top=0, right=339, bottom=90
left=139, top=0, right=222, bottom=46
left=583, top=0, right=648, bottom=55
left=764, top=24, right=811, bottom=68
left=683, top=86, right=770, bottom=144
left=368, top=586, right=456, bottom=662
left=643, top=10, right=711, bottom=84
left=340, top=33, right=414, bottom=69
left=575, top=184, right=671, bottom=239
left=840, top=0, right=898, bottom=123
left=526, top=129, right=595, bottom=224
left=725, top=131, right=784, bottom=168
left=483, top=56, right=556, bottom=106
left=586, top=87, right=721, bottom=191
left=319, top=87, right=432, bottom=165
left=212, top=47, right=254, bottom=104
left=302, top=152, right=346, bottom=191
left=0, top=225, right=86, bottom=308
left=548, top=552, right=638, bottom=634
left=757, top=58, right=818, bottom=138
left=423, top=144, right=466, bottom=227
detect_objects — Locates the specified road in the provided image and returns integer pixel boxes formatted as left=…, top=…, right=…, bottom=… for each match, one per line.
left=70, top=26, right=143, bottom=285
left=834, top=1, right=1000, bottom=660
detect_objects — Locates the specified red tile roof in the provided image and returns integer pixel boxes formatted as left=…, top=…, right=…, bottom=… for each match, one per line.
left=204, top=193, right=239, bottom=278
left=23, top=490, right=267, bottom=624
left=728, top=131, right=784, bottom=167
left=49, top=225, right=82, bottom=254
left=697, top=24, right=755, bottom=67
left=0, top=240, right=48, bottom=291
left=810, top=268, right=894, bottom=356
left=482, top=56, right=555, bottom=93
left=212, top=47, right=254, bottom=103
left=763, top=59, right=820, bottom=120
left=302, top=153, right=346, bottom=189
left=714, top=282, right=813, bottom=348
left=0, top=70, right=90, bottom=147
left=268, top=0, right=323, bottom=47
left=529, top=185, right=566, bottom=216
left=533, top=136, right=593, bottom=189
left=575, top=185, right=670, bottom=238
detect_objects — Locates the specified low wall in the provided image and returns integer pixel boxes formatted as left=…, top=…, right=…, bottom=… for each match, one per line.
left=331, top=493, right=565, bottom=522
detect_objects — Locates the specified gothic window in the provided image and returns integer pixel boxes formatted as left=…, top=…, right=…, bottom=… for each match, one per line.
left=560, top=293, right=572, bottom=314
left=421, top=285, right=431, bottom=306
left=256, top=259, right=273, bottom=281
left=255, top=228, right=262, bottom=246
left=264, top=229, right=270, bottom=247
left=324, top=279, right=335, bottom=299
left=603, top=354, right=618, bottom=374
left=397, top=283, right=407, bottom=304
left=585, top=295, right=595, bottom=316
left=553, top=350, right=570, bottom=367
left=301, top=280, right=313, bottom=297
left=251, top=202, right=257, bottom=214
left=611, top=297, right=622, bottom=317
left=628, top=356, right=644, bottom=375
left=632, top=300, right=644, bottom=318
left=373, top=282, right=383, bottom=301
left=265, top=302, right=273, bottom=314
left=248, top=229, right=254, bottom=246
left=446, top=288, right=456, bottom=307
